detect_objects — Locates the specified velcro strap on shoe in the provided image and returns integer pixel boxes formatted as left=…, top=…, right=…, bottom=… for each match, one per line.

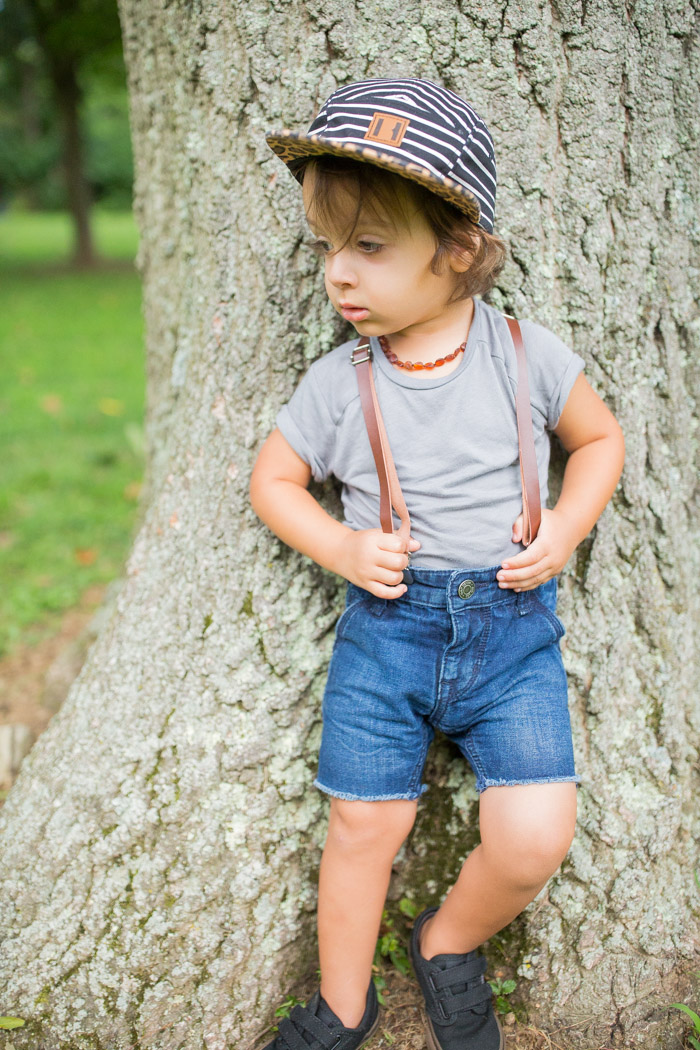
left=431, top=954, right=487, bottom=990
left=443, top=981, right=494, bottom=1013
left=426, top=954, right=493, bottom=1019
left=277, top=1006, right=340, bottom=1050
left=276, top=1017, right=311, bottom=1050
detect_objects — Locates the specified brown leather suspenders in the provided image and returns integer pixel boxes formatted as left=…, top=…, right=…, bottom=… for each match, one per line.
left=350, top=314, right=542, bottom=583
left=503, top=316, right=542, bottom=547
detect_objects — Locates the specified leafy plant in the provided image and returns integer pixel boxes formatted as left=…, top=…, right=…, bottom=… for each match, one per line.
left=370, top=900, right=418, bottom=1004
left=670, top=1003, right=700, bottom=1050
left=374, top=909, right=411, bottom=976
left=270, top=995, right=306, bottom=1031
left=371, top=965, right=388, bottom=1005
left=488, top=977, right=517, bottom=1015
left=0, top=1017, right=25, bottom=1029
left=399, top=897, right=419, bottom=920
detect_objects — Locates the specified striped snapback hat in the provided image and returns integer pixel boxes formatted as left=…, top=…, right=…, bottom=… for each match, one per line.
left=266, top=78, right=497, bottom=233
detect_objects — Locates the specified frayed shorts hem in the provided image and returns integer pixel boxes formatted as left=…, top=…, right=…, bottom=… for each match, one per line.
left=313, top=778, right=430, bottom=802
left=477, top=774, right=582, bottom=794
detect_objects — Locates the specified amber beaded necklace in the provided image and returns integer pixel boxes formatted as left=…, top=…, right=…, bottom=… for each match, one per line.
left=378, top=334, right=467, bottom=371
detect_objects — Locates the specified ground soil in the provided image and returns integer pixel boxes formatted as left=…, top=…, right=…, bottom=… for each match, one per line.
left=249, top=958, right=593, bottom=1050
left=0, top=583, right=107, bottom=789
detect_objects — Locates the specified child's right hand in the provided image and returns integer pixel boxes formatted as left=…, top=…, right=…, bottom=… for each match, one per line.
left=336, top=529, right=421, bottom=599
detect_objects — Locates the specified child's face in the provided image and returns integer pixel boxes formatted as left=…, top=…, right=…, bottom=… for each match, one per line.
left=302, top=168, right=467, bottom=339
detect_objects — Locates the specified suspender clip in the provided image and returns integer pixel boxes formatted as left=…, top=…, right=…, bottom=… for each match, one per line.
left=351, top=345, right=372, bottom=366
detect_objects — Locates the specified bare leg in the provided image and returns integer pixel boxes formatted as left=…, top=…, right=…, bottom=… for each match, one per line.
left=318, top=797, right=417, bottom=1027
left=420, top=783, right=577, bottom=958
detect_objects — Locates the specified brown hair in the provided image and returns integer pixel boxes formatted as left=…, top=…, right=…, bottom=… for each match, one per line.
left=298, top=155, right=506, bottom=303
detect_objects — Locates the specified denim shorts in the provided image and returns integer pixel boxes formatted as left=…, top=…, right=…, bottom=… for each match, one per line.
left=314, top=565, right=581, bottom=801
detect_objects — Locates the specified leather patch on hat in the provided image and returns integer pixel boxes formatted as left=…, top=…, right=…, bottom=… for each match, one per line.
left=364, top=112, right=410, bottom=146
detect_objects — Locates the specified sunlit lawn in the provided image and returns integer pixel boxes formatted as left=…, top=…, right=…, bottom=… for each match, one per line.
left=0, top=207, right=144, bottom=656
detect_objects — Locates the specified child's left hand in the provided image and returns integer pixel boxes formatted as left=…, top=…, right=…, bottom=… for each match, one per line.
left=497, top=508, right=581, bottom=591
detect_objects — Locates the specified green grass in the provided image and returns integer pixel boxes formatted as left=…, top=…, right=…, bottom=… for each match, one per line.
left=0, top=207, right=140, bottom=267
left=0, top=207, right=144, bottom=657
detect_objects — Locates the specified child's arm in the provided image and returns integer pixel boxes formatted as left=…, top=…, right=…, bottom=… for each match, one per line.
left=249, top=428, right=420, bottom=598
left=497, top=373, right=625, bottom=591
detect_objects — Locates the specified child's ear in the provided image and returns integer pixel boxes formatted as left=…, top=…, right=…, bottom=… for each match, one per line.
left=448, top=246, right=473, bottom=274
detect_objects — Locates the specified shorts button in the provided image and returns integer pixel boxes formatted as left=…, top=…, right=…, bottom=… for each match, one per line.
left=458, top=580, right=475, bottom=600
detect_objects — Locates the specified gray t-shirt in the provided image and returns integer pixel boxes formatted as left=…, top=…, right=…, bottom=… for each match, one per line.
left=276, top=297, right=585, bottom=570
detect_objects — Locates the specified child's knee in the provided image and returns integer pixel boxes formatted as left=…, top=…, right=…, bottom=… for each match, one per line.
left=507, top=822, right=575, bottom=887
left=480, top=782, right=577, bottom=888
left=327, top=796, right=417, bottom=852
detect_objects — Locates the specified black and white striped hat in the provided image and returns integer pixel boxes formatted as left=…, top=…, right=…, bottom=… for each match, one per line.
left=266, top=78, right=497, bottom=233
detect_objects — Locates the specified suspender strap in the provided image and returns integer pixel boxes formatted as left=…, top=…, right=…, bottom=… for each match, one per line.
left=350, top=336, right=411, bottom=546
left=351, top=315, right=541, bottom=555
left=504, top=316, right=542, bottom=545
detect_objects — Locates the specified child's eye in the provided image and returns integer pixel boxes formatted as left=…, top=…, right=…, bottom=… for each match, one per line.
left=308, top=239, right=333, bottom=256
left=357, top=240, right=383, bottom=254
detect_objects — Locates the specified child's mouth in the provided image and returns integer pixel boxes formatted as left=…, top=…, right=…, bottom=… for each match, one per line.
left=340, top=306, right=370, bottom=321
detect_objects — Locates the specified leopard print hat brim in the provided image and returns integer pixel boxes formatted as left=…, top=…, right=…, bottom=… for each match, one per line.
left=265, top=131, right=482, bottom=227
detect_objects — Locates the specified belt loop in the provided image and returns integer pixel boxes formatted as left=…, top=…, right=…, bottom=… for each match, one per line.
left=516, top=589, right=529, bottom=616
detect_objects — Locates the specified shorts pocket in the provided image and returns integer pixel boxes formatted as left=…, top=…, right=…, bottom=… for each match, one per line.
left=336, top=587, right=387, bottom=641
left=529, top=583, right=566, bottom=642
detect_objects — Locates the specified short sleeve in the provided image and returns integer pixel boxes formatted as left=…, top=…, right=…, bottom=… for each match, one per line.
left=275, top=365, right=336, bottom=482
left=521, top=321, right=586, bottom=431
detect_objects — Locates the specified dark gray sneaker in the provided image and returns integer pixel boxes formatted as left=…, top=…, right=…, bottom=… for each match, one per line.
left=262, top=979, right=380, bottom=1050
left=409, top=907, right=504, bottom=1050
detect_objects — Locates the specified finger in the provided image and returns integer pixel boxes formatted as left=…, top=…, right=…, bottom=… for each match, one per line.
left=500, top=545, right=542, bottom=570
left=510, top=569, right=553, bottom=592
left=376, top=533, right=407, bottom=553
left=408, top=537, right=422, bottom=551
left=372, top=566, right=406, bottom=587
left=368, top=580, right=408, bottom=600
left=498, top=558, right=550, bottom=587
left=374, top=550, right=411, bottom=571
left=511, top=513, right=523, bottom=543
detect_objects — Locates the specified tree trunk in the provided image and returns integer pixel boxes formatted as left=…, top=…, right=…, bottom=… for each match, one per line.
left=18, top=56, right=44, bottom=212
left=0, top=2, right=697, bottom=1049
left=52, top=60, right=98, bottom=268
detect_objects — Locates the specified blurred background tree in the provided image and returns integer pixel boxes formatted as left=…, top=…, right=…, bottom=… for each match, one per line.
left=0, top=0, right=143, bottom=660
left=0, top=0, right=133, bottom=264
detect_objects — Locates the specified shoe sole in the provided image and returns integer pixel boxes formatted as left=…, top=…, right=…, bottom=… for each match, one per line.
left=419, top=1006, right=504, bottom=1050
left=359, top=1009, right=382, bottom=1047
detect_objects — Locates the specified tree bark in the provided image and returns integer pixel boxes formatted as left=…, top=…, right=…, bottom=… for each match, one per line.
left=0, top=2, right=698, bottom=1048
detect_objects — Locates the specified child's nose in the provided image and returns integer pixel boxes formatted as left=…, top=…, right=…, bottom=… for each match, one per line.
left=325, top=250, right=357, bottom=288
